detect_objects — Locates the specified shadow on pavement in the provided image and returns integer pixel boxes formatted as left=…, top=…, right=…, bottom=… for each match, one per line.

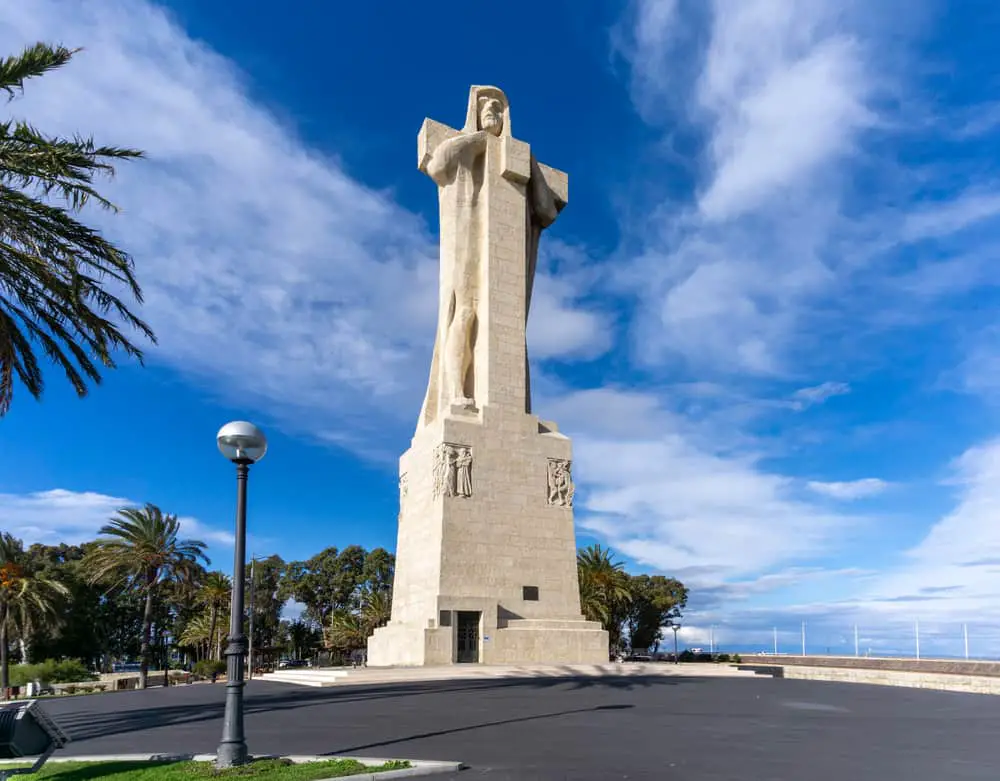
left=323, top=702, right=636, bottom=755
left=46, top=674, right=698, bottom=744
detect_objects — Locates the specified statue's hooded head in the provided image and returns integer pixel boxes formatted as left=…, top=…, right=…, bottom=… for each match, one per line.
left=463, top=85, right=511, bottom=138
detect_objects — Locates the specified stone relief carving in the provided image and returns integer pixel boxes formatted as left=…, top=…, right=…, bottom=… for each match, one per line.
left=397, top=473, right=408, bottom=524
left=433, top=443, right=473, bottom=498
left=547, top=458, right=574, bottom=507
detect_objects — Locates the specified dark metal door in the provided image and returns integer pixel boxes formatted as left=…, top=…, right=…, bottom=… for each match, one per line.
left=456, top=611, right=480, bottom=663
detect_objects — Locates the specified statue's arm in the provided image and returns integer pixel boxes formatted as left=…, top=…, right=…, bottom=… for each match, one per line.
left=529, top=153, right=560, bottom=228
left=426, top=131, right=488, bottom=186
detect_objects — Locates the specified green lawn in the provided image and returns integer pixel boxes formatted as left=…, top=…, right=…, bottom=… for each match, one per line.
left=0, top=757, right=410, bottom=779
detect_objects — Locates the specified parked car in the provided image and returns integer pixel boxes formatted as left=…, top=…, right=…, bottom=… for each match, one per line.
left=277, top=659, right=309, bottom=669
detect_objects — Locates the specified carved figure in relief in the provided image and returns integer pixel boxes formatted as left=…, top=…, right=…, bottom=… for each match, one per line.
left=417, top=86, right=566, bottom=425
left=547, top=459, right=574, bottom=507
left=432, top=446, right=448, bottom=499
left=433, top=443, right=473, bottom=498
left=454, top=447, right=473, bottom=497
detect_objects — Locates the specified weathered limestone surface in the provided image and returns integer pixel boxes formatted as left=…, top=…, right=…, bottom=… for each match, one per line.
left=367, top=86, right=607, bottom=666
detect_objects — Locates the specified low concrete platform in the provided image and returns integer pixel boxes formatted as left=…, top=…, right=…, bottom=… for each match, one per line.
left=259, top=662, right=760, bottom=688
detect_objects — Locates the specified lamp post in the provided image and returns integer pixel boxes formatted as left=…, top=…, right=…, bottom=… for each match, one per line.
left=215, top=421, right=267, bottom=769
left=671, top=623, right=681, bottom=664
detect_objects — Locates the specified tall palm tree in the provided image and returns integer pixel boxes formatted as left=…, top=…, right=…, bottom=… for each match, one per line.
left=84, top=504, right=208, bottom=689
left=0, top=533, right=69, bottom=690
left=577, top=544, right=633, bottom=657
left=198, top=571, right=231, bottom=661
left=0, top=42, right=154, bottom=415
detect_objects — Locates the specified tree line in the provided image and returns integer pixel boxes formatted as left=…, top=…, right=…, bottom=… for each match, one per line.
left=0, top=505, right=687, bottom=690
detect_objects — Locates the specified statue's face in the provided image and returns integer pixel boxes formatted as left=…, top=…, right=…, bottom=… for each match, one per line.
left=479, top=97, right=504, bottom=136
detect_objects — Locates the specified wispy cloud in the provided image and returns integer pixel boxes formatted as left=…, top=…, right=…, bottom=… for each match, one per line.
left=790, top=381, right=851, bottom=409
left=0, top=488, right=233, bottom=553
left=806, top=478, right=889, bottom=500
left=547, top=388, right=864, bottom=587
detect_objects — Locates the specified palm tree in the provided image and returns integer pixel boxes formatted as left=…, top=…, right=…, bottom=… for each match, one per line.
left=360, top=588, right=391, bottom=635
left=577, top=544, right=633, bottom=658
left=286, top=620, right=314, bottom=660
left=0, top=533, right=69, bottom=691
left=198, top=572, right=231, bottom=661
left=0, top=42, right=154, bottom=415
left=325, top=610, right=367, bottom=657
left=178, top=613, right=214, bottom=662
left=84, top=504, right=208, bottom=689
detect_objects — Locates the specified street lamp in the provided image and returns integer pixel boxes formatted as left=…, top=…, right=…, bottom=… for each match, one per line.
left=671, top=622, right=682, bottom=664
left=215, top=421, right=267, bottom=769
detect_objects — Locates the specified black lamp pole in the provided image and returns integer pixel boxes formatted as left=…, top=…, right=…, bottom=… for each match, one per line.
left=217, top=460, right=250, bottom=768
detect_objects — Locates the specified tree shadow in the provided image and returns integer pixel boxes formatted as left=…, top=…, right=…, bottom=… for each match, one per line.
left=28, top=761, right=179, bottom=779
left=45, top=674, right=703, bottom=745
left=322, top=703, right=636, bottom=755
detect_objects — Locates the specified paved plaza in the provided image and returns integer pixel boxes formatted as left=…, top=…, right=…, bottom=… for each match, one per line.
left=38, top=674, right=1000, bottom=780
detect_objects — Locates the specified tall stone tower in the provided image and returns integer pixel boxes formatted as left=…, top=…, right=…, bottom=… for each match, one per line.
left=366, top=86, right=608, bottom=666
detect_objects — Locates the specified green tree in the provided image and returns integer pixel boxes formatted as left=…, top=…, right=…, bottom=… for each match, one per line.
left=0, top=533, right=69, bottom=691
left=0, top=42, right=154, bottom=414
left=198, top=571, right=230, bottom=660
left=83, top=504, right=209, bottom=689
left=625, top=574, right=688, bottom=652
left=577, top=544, right=632, bottom=657
left=282, top=546, right=372, bottom=626
left=324, top=609, right=367, bottom=657
left=360, top=588, right=392, bottom=634
left=247, top=555, right=286, bottom=661
left=284, top=619, right=320, bottom=660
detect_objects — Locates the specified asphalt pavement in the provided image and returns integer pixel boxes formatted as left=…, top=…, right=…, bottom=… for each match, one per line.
left=36, top=673, right=1000, bottom=780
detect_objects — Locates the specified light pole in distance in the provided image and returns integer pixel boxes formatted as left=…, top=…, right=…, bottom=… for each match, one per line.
left=215, top=421, right=268, bottom=769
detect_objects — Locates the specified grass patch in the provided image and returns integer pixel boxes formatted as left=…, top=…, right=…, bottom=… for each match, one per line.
left=0, top=757, right=411, bottom=779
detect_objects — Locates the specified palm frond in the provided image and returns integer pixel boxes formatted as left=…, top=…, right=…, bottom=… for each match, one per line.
left=0, top=43, right=77, bottom=99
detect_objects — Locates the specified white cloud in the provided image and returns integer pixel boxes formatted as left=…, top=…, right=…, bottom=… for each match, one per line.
left=614, top=0, right=885, bottom=377
left=806, top=478, right=889, bottom=500
left=900, top=190, right=1000, bottom=243
left=0, top=488, right=232, bottom=552
left=790, top=381, right=851, bottom=409
left=863, top=439, right=1000, bottom=612
left=547, top=388, right=864, bottom=586
left=695, top=3, right=874, bottom=222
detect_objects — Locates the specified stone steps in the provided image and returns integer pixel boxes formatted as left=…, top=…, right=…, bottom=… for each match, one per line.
left=258, top=663, right=762, bottom=688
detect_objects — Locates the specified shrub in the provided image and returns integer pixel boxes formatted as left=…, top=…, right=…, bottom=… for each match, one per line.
left=716, top=653, right=731, bottom=663
left=10, top=659, right=97, bottom=686
left=733, top=653, right=742, bottom=664
left=193, top=660, right=226, bottom=679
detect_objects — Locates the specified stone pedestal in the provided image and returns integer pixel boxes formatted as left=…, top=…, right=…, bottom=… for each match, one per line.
left=367, top=403, right=608, bottom=666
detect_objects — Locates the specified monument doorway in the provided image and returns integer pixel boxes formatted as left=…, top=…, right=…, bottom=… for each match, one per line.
left=456, top=611, right=481, bottom=663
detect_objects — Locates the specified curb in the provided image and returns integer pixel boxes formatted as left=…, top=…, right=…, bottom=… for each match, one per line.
left=0, top=753, right=464, bottom=778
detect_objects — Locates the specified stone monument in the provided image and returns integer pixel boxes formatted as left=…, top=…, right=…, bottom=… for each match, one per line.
left=366, top=86, right=608, bottom=666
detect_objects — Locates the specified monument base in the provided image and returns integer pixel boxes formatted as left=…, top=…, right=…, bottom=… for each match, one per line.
left=367, top=611, right=608, bottom=667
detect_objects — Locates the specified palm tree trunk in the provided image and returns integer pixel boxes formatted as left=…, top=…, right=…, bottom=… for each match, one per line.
left=208, top=605, right=219, bottom=661
left=138, top=573, right=156, bottom=690
left=0, top=608, right=9, bottom=694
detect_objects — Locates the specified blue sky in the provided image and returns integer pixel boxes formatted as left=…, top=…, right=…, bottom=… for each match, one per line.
left=2, top=0, right=1000, bottom=658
